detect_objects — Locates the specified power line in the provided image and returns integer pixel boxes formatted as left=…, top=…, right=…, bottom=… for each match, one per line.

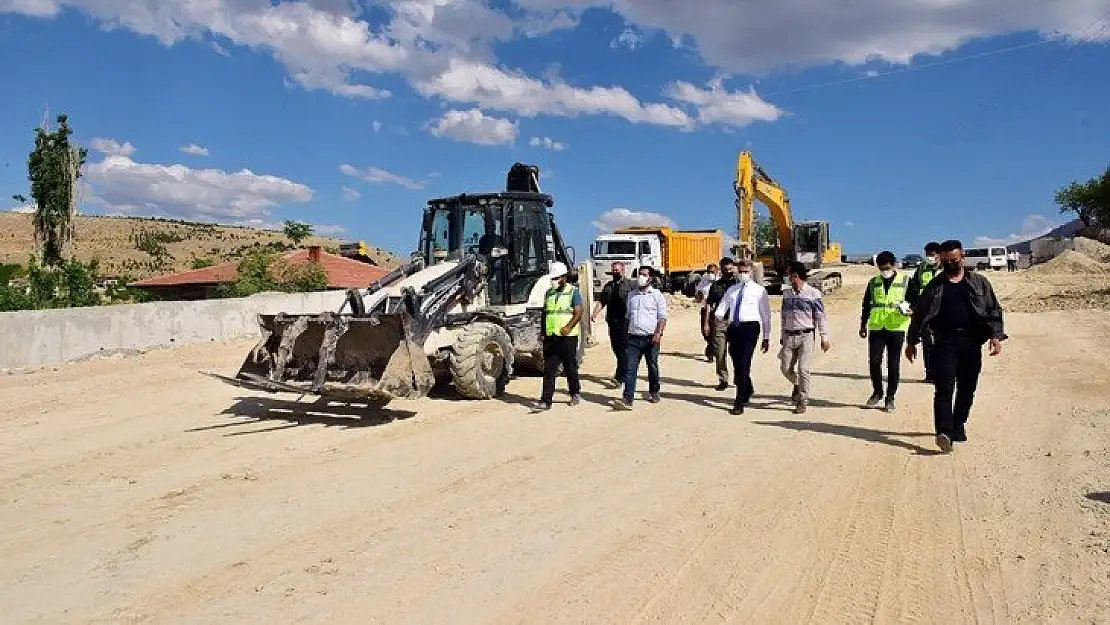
left=761, top=39, right=1056, bottom=97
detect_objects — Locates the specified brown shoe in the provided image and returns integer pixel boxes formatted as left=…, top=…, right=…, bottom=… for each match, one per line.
left=794, top=400, right=807, bottom=414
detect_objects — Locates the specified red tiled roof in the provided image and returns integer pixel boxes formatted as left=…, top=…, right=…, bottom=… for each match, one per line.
left=133, top=248, right=390, bottom=289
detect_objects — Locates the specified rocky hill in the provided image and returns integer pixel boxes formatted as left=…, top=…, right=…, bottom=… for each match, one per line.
left=0, top=213, right=401, bottom=281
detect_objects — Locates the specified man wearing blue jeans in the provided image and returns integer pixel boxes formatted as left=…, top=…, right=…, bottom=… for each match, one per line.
left=617, top=266, right=668, bottom=408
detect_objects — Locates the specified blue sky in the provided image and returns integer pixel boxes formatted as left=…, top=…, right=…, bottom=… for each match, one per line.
left=1, top=0, right=1108, bottom=260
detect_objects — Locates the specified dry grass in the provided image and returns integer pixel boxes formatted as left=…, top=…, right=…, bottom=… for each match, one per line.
left=0, top=213, right=401, bottom=280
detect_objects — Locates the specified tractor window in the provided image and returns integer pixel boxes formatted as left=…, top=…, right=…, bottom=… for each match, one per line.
left=462, top=207, right=494, bottom=257
left=509, top=201, right=547, bottom=304
left=423, top=208, right=452, bottom=265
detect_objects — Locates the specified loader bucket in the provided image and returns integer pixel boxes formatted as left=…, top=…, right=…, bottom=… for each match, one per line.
left=226, top=310, right=436, bottom=402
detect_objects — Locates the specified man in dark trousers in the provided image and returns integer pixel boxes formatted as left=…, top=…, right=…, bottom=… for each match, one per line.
left=532, top=261, right=583, bottom=411
left=906, top=239, right=1006, bottom=453
left=906, top=241, right=942, bottom=381
left=859, top=251, right=912, bottom=413
left=712, top=259, right=771, bottom=414
left=702, top=257, right=739, bottom=390
left=591, top=261, right=633, bottom=382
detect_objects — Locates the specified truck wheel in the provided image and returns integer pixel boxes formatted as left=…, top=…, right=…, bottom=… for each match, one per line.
left=449, top=322, right=514, bottom=399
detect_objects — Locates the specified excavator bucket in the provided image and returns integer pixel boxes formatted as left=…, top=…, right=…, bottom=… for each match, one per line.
left=215, top=310, right=436, bottom=403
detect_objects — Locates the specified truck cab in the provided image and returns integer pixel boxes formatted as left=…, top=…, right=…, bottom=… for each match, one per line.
left=590, top=234, right=661, bottom=294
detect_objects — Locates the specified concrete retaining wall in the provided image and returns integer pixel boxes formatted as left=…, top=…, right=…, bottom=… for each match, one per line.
left=0, top=290, right=348, bottom=370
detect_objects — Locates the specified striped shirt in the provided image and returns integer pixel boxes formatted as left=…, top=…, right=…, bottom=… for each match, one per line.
left=781, top=283, right=829, bottom=339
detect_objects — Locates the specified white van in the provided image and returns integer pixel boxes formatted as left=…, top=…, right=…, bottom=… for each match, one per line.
left=963, top=246, right=1008, bottom=271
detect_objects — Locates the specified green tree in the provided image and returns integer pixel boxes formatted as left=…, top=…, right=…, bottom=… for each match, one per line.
left=218, top=249, right=329, bottom=297
left=754, top=213, right=778, bottom=253
left=1055, top=166, right=1110, bottom=227
left=12, top=114, right=89, bottom=267
left=283, top=220, right=313, bottom=246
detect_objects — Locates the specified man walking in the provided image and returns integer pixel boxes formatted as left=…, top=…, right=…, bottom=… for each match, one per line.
left=779, top=262, right=831, bottom=414
left=703, top=257, right=739, bottom=387
left=907, top=241, right=942, bottom=381
left=591, top=261, right=633, bottom=383
left=906, top=240, right=1006, bottom=453
left=618, top=266, right=668, bottom=408
left=713, top=259, right=771, bottom=415
left=1006, top=249, right=1018, bottom=272
left=532, top=262, right=583, bottom=411
left=859, top=251, right=912, bottom=412
left=696, top=263, right=719, bottom=359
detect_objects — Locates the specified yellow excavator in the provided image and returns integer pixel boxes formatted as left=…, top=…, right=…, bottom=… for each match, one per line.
left=732, top=150, right=843, bottom=294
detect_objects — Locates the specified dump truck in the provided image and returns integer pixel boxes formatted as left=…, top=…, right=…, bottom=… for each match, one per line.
left=208, top=163, right=592, bottom=407
left=590, top=226, right=723, bottom=296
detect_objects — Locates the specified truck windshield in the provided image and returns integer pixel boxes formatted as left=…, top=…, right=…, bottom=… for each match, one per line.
left=598, top=241, right=636, bottom=256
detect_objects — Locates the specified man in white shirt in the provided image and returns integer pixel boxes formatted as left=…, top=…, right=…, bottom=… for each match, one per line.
left=713, top=259, right=772, bottom=415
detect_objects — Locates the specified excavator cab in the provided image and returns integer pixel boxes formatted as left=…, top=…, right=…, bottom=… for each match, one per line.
left=792, top=221, right=843, bottom=269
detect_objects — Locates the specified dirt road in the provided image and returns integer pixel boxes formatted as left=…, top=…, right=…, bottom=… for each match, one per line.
left=2, top=268, right=1108, bottom=623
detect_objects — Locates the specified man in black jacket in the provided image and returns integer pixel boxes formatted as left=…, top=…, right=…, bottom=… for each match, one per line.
left=906, top=239, right=1006, bottom=453
left=591, top=262, right=634, bottom=382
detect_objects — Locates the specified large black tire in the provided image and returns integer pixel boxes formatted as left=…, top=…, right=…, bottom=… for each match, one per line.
left=449, top=322, right=514, bottom=399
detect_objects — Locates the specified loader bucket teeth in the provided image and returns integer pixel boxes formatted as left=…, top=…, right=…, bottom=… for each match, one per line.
left=228, top=310, right=434, bottom=403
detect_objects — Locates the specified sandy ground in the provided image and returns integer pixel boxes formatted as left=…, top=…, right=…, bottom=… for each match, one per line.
left=1, top=266, right=1108, bottom=624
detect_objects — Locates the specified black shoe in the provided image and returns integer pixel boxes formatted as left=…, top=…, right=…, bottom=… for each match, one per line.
left=530, top=401, right=552, bottom=412
left=730, top=403, right=744, bottom=415
left=647, top=392, right=661, bottom=404
left=952, top=426, right=967, bottom=442
left=715, top=382, right=729, bottom=391
left=935, top=433, right=953, bottom=453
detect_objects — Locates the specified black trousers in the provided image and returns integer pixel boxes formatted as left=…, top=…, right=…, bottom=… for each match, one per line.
left=868, top=329, right=905, bottom=398
left=922, top=335, right=934, bottom=380
left=727, top=321, right=760, bottom=404
left=931, top=331, right=983, bottom=437
left=541, top=335, right=581, bottom=403
left=607, top=319, right=629, bottom=378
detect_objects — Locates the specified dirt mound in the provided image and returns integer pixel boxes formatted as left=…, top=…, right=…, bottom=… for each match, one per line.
left=1072, top=237, right=1110, bottom=263
left=665, top=293, right=701, bottom=309
left=1028, top=250, right=1108, bottom=275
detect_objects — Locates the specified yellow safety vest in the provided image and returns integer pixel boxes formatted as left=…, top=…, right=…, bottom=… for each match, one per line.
left=544, top=286, right=580, bottom=336
left=867, top=274, right=911, bottom=332
left=916, top=264, right=939, bottom=288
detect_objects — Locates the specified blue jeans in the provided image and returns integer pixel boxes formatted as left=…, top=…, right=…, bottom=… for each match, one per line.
left=623, top=334, right=660, bottom=401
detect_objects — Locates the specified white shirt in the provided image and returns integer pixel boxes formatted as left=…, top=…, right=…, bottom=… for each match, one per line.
left=695, top=274, right=716, bottom=300
left=714, top=280, right=772, bottom=340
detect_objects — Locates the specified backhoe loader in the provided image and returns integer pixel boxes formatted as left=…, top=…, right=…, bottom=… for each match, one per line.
left=733, top=150, right=843, bottom=294
left=209, top=163, right=592, bottom=407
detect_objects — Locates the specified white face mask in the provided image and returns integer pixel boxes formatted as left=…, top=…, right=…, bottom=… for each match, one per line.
left=637, top=275, right=650, bottom=287
left=738, top=272, right=752, bottom=283
left=880, top=269, right=894, bottom=279
left=925, top=256, right=938, bottom=266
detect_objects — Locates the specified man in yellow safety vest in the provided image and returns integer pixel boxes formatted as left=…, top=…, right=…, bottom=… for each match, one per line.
left=859, top=250, right=912, bottom=412
left=532, top=261, right=584, bottom=411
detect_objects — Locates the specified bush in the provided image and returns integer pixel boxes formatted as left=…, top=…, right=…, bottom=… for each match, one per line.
left=216, top=250, right=329, bottom=297
left=0, top=257, right=102, bottom=311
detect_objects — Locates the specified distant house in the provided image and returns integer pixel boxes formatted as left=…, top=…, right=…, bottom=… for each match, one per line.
left=132, top=246, right=389, bottom=300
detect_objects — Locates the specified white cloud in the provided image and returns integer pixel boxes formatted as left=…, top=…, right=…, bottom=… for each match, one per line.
left=529, top=136, right=566, bottom=150
left=974, top=214, right=1059, bottom=246
left=425, top=109, right=519, bottom=146
left=340, top=185, right=361, bottom=201
left=611, top=27, right=643, bottom=49
left=6, top=0, right=1107, bottom=133
left=82, top=140, right=313, bottom=222
left=666, top=78, right=783, bottom=127
left=8, top=203, right=36, bottom=214
left=89, top=137, right=135, bottom=158
left=845, top=220, right=855, bottom=227
left=516, top=0, right=1110, bottom=73
left=592, top=208, right=677, bottom=232
left=180, top=143, right=209, bottom=156
left=372, top=120, right=382, bottom=133
left=339, top=164, right=426, bottom=190
left=208, top=40, right=230, bottom=57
